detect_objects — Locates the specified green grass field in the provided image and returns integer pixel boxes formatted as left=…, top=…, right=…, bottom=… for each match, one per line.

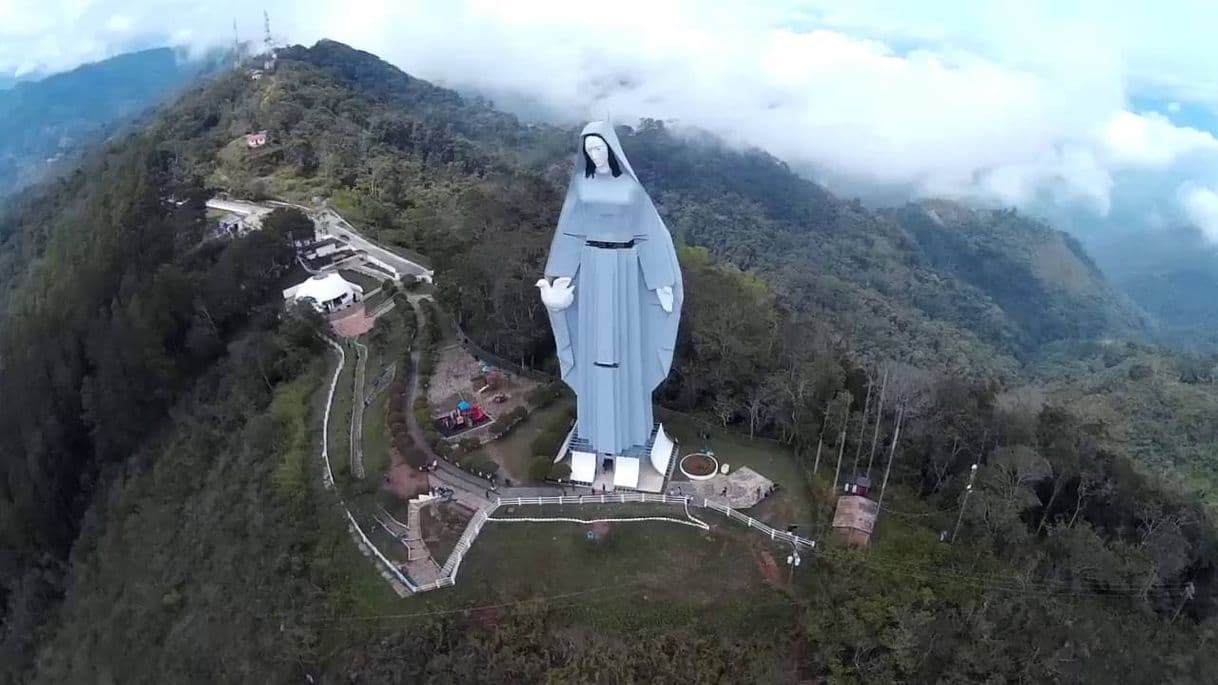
left=661, top=411, right=818, bottom=531
left=413, top=509, right=800, bottom=637
left=475, top=398, right=574, bottom=483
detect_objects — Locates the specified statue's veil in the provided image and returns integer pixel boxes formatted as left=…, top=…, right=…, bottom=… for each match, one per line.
left=580, top=120, right=637, bottom=181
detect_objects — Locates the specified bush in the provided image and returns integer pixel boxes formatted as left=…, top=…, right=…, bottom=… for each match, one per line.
left=526, top=382, right=564, bottom=409
left=528, top=456, right=553, bottom=482
left=459, top=437, right=482, bottom=452
left=530, top=428, right=565, bottom=458
left=549, top=462, right=572, bottom=481
left=463, top=456, right=498, bottom=479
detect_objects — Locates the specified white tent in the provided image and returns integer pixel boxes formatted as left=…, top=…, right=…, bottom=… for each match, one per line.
left=283, top=272, right=363, bottom=313
left=613, top=456, right=640, bottom=489
left=570, top=451, right=597, bottom=484
left=649, top=423, right=675, bottom=475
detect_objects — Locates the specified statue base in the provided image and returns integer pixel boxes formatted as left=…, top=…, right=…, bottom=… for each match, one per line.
left=554, top=422, right=677, bottom=493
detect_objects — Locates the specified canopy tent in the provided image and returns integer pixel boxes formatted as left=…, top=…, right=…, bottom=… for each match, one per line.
left=570, top=451, right=597, bottom=484
left=283, top=272, right=363, bottom=313
left=613, top=456, right=640, bottom=489
left=649, top=423, right=674, bottom=475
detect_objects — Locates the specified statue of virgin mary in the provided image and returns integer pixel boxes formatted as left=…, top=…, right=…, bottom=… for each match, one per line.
left=536, top=121, right=683, bottom=457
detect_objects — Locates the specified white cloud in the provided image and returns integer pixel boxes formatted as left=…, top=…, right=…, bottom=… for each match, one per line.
left=1179, top=184, right=1218, bottom=241
left=4, top=0, right=1218, bottom=238
left=105, top=15, right=133, bottom=33
left=1098, top=111, right=1218, bottom=169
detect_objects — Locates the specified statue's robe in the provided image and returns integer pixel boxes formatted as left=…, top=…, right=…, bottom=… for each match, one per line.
left=543, top=122, right=684, bottom=456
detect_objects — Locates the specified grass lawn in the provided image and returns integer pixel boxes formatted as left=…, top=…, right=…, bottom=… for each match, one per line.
left=475, top=398, right=574, bottom=483
left=360, top=312, right=412, bottom=482
left=661, top=411, right=817, bottom=532
left=411, top=507, right=800, bottom=639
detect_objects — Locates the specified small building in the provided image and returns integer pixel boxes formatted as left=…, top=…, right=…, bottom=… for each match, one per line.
left=245, top=131, right=268, bottom=148
left=832, top=476, right=879, bottom=546
left=282, top=272, right=363, bottom=314
left=303, top=236, right=344, bottom=261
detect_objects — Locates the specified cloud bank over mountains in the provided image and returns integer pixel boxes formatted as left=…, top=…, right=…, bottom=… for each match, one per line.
left=4, top=0, right=1218, bottom=239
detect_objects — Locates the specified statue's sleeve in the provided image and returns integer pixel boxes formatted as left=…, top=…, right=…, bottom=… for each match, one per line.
left=634, top=188, right=677, bottom=291
left=545, top=185, right=584, bottom=278
left=544, top=183, right=581, bottom=389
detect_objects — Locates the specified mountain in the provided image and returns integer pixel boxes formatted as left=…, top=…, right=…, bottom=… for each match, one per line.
left=1086, top=224, right=1218, bottom=352
left=0, top=47, right=217, bottom=196
left=1, top=40, right=1213, bottom=682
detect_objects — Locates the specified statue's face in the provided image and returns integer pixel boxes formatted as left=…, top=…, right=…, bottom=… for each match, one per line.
left=584, top=136, right=610, bottom=170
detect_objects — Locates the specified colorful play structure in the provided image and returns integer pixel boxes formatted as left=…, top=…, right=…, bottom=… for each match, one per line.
left=435, top=399, right=491, bottom=436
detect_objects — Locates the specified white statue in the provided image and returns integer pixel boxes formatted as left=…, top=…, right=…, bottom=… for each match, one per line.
left=536, top=121, right=683, bottom=456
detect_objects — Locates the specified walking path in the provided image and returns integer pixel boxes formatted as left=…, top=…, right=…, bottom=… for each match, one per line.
left=350, top=341, right=367, bottom=479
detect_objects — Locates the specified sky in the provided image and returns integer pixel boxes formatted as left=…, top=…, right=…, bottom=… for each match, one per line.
left=3, top=0, right=1218, bottom=241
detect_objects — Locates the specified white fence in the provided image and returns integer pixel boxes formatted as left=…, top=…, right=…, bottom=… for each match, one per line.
left=440, top=506, right=494, bottom=580
left=424, top=494, right=816, bottom=589
left=319, top=338, right=345, bottom=490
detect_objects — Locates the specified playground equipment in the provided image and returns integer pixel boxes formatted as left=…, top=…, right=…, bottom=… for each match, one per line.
left=436, top=399, right=490, bottom=434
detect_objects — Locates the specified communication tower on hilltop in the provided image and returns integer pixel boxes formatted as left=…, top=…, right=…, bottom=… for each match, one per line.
left=262, top=10, right=278, bottom=72
left=232, top=20, right=241, bottom=69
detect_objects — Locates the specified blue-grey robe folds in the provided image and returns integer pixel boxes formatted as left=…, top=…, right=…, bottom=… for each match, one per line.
left=543, top=121, right=684, bottom=456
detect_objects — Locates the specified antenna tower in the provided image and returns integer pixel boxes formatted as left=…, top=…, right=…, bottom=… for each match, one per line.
left=264, top=10, right=274, bottom=53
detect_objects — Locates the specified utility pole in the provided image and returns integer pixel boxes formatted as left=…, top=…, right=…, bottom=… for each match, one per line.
left=866, top=369, right=889, bottom=476
left=811, top=435, right=823, bottom=479
left=951, top=463, right=980, bottom=542
left=875, top=404, right=904, bottom=512
left=851, top=377, right=873, bottom=476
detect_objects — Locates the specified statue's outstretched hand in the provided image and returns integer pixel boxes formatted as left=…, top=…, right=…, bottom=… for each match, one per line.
left=536, top=276, right=576, bottom=311
left=656, top=286, right=674, bottom=313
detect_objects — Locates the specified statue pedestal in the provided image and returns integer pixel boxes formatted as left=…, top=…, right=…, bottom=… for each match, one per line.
left=555, top=421, right=675, bottom=493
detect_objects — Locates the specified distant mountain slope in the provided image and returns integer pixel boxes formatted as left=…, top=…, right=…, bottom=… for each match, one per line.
left=892, top=200, right=1152, bottom=351
left=620, top=127, right=1150, bottom=376
left=1087, top=225, right=1218, bottom=353
left=0, top=47, right=212, bottom=196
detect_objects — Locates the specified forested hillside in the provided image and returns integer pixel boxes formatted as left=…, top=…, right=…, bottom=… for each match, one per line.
left=0, top=48, right=215, bottom=197
left=1, top=40, right=1216, bottom=682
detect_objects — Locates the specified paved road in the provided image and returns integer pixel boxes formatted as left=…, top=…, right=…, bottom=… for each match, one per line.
left=313, top=208, right=433, bottom=282
left=209, top=195, right=435, bottom=283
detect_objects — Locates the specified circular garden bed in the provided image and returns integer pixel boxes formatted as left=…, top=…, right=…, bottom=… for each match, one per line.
left=679, top=452, right=719, bottom=480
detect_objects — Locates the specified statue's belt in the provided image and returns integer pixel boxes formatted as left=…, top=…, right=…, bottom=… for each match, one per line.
left=586, top=239, right=636, bottom=249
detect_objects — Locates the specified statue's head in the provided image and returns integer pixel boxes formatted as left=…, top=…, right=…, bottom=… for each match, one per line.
left=583, top=134, right=622, bottom=178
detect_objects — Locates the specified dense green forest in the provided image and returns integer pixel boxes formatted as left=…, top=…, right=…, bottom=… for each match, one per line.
left=1, top=40, right=1216, bottom=682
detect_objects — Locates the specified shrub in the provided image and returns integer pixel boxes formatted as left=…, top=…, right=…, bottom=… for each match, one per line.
left=549, top=462, right=571, bottom=481
left=463, top=456, right=499, bottom=479
left=459, top=436, right=482, bottom=452
left=526, top=382, right=564, bottom=409
left=528, top=456, right=553, bottom=482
